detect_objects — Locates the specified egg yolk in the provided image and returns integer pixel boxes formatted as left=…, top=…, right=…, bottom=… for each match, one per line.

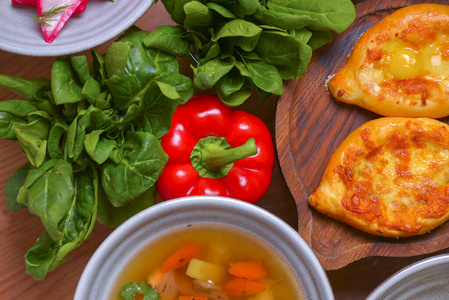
left=388, top=49, right=423, bottom=80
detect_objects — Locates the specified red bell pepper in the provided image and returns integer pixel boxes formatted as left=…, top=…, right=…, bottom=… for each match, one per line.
left=156, top=94, right=275, bottom=204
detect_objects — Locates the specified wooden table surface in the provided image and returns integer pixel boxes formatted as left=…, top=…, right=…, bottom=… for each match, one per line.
left=1, top=2, right=448, bottom=299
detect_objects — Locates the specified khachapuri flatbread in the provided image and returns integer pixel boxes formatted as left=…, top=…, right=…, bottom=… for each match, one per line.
left=309, top=117, right=449, bottom=238
left=327, top=4, right=449, bottom=118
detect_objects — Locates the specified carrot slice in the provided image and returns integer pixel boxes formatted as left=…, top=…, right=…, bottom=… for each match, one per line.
left=161, top=241, right=202, bottom=272
left=228, top=260, right=267, bottom=281
left=223, top=277, right=265, bottom=297
left=178, top=297, right=208, bottom=300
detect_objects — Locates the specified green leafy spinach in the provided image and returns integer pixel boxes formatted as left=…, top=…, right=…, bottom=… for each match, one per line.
left=0, top=26, right=193, bottom=280
left=153, top=0, right=355, bottom=105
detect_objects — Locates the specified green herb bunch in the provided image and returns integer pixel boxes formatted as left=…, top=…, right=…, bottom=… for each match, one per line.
left=0, top=27, right=193, bottom=281
left=149, top=0, right=355, bottom=106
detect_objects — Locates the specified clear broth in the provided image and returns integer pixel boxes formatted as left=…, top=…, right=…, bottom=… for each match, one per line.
left=111, top=223, right=305, bottom=300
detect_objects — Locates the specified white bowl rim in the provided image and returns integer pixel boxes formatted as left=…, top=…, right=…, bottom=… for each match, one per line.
left=75, top=195, right=334, bottom=300
left=366, top=253, right=449, bottom=300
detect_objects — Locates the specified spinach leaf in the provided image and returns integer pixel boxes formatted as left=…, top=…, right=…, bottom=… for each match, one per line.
left=51, top=56, right=85, bottom=105
left=0, top=26, right=192, bottom=281
left=105, top=27, right=192, bottom=111
left=101, top=131, right=168, bottom=207
left=212, top=19, right=261, bottom=42
left=143, top=26, right=191, bottom=57
left=47, top=116, right=69, bottom=159
left=97, top=185, right=156, bottom=227
left=4, top=163, right=33, bottom=211
left=160, top=0, right=192, bottom=24
left=0, top=74, right=51, bottom=102
left=256, top=30, right=312, bottom=79
left=267, top=0, right=356, bottom=33
left=25, top=159, right=75, bottom=241
left=156, top=0, right=355, bottom=104
left=244, top=59, right=283, bottom=95
left=0, top=99, right=39, bottom=117
left=184, top=1, right=214, bottom=30
left=255, top=5, right=316, bottom=29
left=0, top=112, right=28, bottom=140
left=82, top=78, right=103, bottom=106
left=193, top=56, right=235, bottom=90
left=13, top=117, right=50, bottom=168
left=307, top=29, right=334, bottom=50
left=70, top=55, right=91, bottom=84
left=25, top=164, right=98, bottom=280
left=84, top=130, right=117, bottom=164
left=207, top=2, right=236, bottom=19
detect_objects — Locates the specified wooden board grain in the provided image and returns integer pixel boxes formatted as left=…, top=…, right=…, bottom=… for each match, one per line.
left=275, top=0, right=449, bottom=270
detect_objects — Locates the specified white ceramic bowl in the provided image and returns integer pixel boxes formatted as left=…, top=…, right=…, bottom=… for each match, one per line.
left=367, top=254, right=449, bottom=300
left=75, top=196, right=334, bottom=300
left=0, top=0, right=154, bottom=56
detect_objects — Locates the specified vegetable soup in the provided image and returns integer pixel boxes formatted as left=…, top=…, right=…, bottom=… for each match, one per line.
left=112, top=223, right=305, bottom=300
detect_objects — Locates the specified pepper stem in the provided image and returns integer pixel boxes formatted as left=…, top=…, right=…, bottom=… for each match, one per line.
left=190, top=136, right=258, bottom=179
left=201, top=137, right=257, bottom=172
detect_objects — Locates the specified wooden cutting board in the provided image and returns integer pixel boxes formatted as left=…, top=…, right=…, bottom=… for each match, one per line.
left=275, top=0, right=449, bottom=270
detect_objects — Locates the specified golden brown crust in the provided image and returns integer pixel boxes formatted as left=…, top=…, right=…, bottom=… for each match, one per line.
left=328, top=4, right=449, bottom=118
left=309, top=117, right=449, bottom=238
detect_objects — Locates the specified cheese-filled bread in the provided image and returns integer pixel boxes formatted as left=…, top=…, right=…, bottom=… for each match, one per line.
left=328, top=4, right=449, bottom=118
left=309, top=117, right=449, bottom=238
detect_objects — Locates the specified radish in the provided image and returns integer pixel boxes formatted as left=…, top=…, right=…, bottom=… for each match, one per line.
left=12, top=0, right=37, bottom=6
left=11, top=0, right=87, bottom=14
left=75, top=0, right=88, bottom=14
left=36, top=0, right=85, bottom=43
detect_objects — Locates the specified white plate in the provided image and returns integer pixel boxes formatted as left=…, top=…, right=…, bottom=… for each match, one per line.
left=0, top=0, right=154, bottom=56
left=367, top=254, right=449, bottom=300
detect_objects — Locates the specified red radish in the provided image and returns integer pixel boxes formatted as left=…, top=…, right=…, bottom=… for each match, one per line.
left=75, top=0, right=88, bottom=14
left=12, top=0, right=88, bottom=14
left=36, top=0, right=85, bottom=43
left=12, top=0, right=37, bottom=6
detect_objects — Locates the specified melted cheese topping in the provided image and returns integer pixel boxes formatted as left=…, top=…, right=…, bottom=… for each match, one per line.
left=335, top=121, right=449, bottom=234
